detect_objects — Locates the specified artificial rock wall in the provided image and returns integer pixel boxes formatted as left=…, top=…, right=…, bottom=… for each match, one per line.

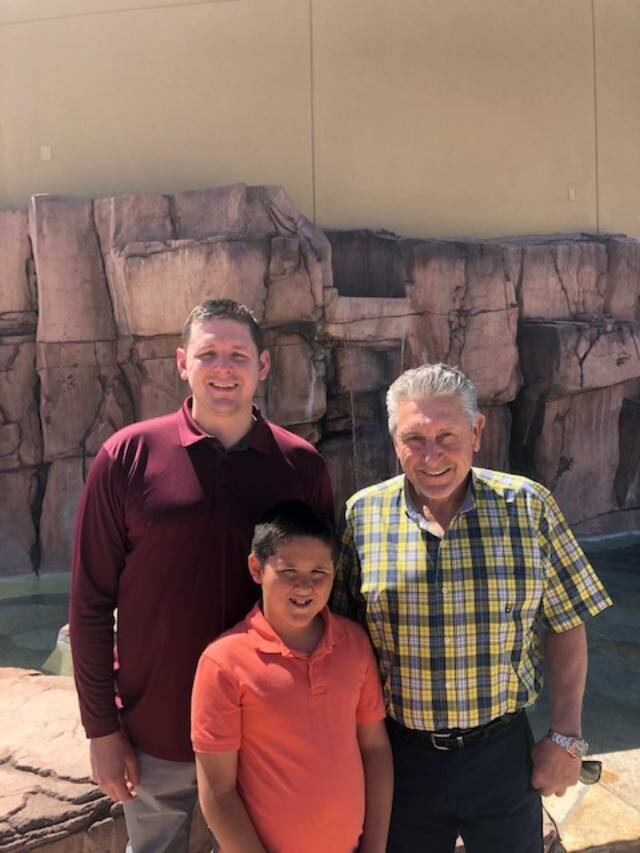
left=1, top=185, right=639, bottom=575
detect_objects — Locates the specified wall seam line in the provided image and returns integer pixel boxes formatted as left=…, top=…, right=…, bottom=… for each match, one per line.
left=309, top=0, right=317, bottom=224
left=591, top=0, right=600, bottom=233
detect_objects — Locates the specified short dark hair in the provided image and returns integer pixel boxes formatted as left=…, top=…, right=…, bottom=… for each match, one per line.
left=251, top=500, right=335, bottom=564
left=182, top=299, right=263, bottom=352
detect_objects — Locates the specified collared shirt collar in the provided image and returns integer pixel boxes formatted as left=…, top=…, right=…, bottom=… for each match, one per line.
left=244, top=602, right=345, bottom=659
left=403, top=472, right=475, bottom=537
left=176, top=397, right=273, bottom=454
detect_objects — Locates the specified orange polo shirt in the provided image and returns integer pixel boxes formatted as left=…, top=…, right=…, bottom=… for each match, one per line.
left=191, top=604, right=385, bottom=853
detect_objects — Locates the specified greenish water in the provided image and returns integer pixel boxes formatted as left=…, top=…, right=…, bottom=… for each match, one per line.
left=0, top=573, right=70, bottom=670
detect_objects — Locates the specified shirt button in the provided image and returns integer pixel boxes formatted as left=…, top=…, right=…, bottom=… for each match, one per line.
left=445, top=681, right=453, bottom=689
left=441, top=585, right=448, bottom=595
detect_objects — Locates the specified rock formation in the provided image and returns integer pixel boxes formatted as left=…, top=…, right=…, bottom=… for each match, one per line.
left=1, top=188, right=639, bottom=575
left=0, top=669, right=212, bottom=852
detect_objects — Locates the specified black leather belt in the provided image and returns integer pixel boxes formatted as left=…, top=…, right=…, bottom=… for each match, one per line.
left=389, top=710, right=522, bottom=751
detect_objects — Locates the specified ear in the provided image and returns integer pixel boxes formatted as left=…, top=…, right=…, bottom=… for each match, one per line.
left=176, top=347, right=189, bottom=382
left=258, top=350, right=271, bottom=382
left=247, top=553, right=264, bottom=585
left=472, top=413, right=486, bottom=453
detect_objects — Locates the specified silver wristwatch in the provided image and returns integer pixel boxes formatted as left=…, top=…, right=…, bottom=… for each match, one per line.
left=547, top=729, right=588, bottom=758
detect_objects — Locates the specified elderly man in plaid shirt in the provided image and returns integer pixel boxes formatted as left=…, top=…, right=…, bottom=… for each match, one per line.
left=332, top=363, right=612, bottom=853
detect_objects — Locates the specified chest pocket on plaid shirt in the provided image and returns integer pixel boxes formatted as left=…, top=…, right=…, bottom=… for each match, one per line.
left=485, top=533, right=545, bottom=637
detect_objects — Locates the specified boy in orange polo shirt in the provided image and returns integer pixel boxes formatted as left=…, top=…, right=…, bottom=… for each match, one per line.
left=191, top=500, right=393, bottom=853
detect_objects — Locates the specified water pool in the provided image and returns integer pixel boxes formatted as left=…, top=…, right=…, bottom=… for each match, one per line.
left=0, top=573, right=70, bottom=672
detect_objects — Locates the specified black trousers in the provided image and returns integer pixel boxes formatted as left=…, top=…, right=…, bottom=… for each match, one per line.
left=386, top=711, right=543, bottom=853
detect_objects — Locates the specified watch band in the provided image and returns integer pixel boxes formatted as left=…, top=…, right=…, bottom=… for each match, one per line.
left=547, top=729, right=589, bottom=758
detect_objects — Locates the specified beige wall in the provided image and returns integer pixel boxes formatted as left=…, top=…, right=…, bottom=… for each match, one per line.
left=0, top=0, right=638, bottom=239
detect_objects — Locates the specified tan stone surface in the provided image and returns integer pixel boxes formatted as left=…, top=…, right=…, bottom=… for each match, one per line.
left=265, top=333, right=326, bottom=426
left=519, top=239, right=608, bottom=320
left=29, top=196, right=115, bottom=343
left=94, top=193, right=173, bottom=252
left=511, top=385, right=625, bottom=524
left=605, top=236, right=640, bottom=321
left=120, top=336, right=188, bottom=422
left=37, top=341, right=133, bottom=462
left=171, top=184, right=276, bottom=241
left=0, top=211, right=33, bottom=315
left=263, top=239, right=321, bottom=326
left=39, top=458, right=90, bottom=572
left=0, top=338, right=41, bottom=471
left=559, top=783, right=640, bottom=850
left=0, top=669, right=212, bottom=852
left=324, top=289, right=411, bottom=346
left=318, top=429, right=396, bottom=513
left=0, top=469, right=38, bottom=574
left=332, top=345, right=390, bottom=395
left=105, top=238, right=269, bottom=337
left=405, top=240, right=520, bottom=405
left=519, top=321, right=640, bottom=396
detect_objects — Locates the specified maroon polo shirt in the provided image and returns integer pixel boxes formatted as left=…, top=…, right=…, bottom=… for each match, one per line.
left=70, top=399, right=334, bottom=761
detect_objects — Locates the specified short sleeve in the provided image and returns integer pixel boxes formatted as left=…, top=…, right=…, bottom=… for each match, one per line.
left=354, top=631, right=386, bottom=725
left=191, top=648, right=242, bottom=753
left=537, top=490, right=613, bottom=632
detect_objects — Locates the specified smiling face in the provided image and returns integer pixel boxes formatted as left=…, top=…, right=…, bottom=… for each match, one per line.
left=248, top=536, right=335, bottom=642
left=176, top=318, right=270, bottom=436
left=393, top=394, right=485, bottom=517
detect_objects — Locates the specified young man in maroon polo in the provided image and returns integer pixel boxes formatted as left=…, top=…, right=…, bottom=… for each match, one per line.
left=70, top=299, right=334, bottom=853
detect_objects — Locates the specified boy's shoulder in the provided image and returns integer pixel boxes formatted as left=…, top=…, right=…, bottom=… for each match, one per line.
left=330, top=611, right=374, bottom=653
left=200, top=619, right=252, bottom=667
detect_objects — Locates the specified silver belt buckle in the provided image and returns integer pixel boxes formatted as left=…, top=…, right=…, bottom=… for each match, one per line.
left=430, top=733, right=451, bottom=751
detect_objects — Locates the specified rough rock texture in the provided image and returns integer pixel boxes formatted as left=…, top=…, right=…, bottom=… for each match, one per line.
left=511, top=385, right=625, bottom=524
left=518, top=320, right=640, bottom=396
left=0, top=469, right=39, bottom=574
left=2, top=193, right=640, bottom=573
left=615, top=395, right=640, bottom=509
left=0, top=211, right=35, bottom=318
left=405, top=240, right=521, bottom=405
left=38, top=458, right=93, bottom=573
left=475, top=406, right=511, bottom=473
left=518, top=238, right=608, bottom=320
left=29, top=196, right=115, bottom=344
left=265, top=332, right=326, bottom=426
left=0, top=338, right=41, bottom=470
left=0, top=668, right=212, bottom=852
left=37, top=342, right=133, bottom=463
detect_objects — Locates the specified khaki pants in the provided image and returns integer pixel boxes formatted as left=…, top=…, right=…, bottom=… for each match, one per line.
left=123, top=751, right=217, bottom=853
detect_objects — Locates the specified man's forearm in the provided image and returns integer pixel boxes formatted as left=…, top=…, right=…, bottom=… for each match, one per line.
left=359, top=743, right=394, bottom=853
left=545, top=623, right=588, bottom=734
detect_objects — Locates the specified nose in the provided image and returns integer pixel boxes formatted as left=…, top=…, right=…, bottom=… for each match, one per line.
left=421, top=439, right=444, bottom=462
left=213, top=353, right=233, bottom=371
left=293, top=575, right=313, bottom=592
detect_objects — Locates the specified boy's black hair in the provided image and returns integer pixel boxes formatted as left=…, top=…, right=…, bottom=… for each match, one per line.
left=251, top=500, right=335, bottom=563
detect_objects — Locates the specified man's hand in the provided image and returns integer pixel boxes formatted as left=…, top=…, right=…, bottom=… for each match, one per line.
left=530, top=736, right=581, bottom=797
left=90, top=731, right=140, bottom=802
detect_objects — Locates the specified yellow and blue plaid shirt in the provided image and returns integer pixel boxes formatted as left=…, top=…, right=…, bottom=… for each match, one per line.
left=331, top=468, right=612, bottom=731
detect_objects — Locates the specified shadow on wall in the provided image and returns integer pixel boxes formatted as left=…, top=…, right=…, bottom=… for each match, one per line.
left=0, top=186, right=639, bottom=578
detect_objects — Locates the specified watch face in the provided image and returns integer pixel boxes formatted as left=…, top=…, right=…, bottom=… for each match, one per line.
left=549, top=731, right=589, bottom=757
left=571, top=737, right=589, bottom=758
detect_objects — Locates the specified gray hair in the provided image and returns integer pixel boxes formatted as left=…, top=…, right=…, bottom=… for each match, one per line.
left=386, top=363, right=480, bottom=434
